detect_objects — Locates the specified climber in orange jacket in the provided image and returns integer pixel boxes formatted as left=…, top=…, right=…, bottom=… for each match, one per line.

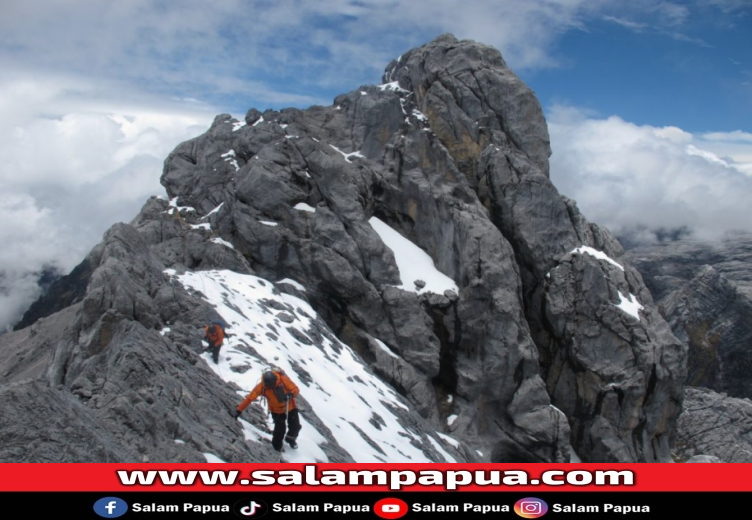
left=235, top=368, right=301, bottom=451
left=203, top=321, right=225, bottom=364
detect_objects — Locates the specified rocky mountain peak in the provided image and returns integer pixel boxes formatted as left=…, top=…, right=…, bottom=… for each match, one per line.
left=384, top=33, right=551, bottom=179
left=2, top=36, right=689, bottom=463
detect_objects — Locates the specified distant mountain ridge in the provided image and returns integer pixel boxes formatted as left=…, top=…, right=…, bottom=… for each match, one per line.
left=2, top=34, right=733, bottom=463
left=623, top=232, right=752, bottom=301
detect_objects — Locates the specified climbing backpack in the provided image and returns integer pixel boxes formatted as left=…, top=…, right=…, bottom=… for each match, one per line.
left=210, top=319, right=227, bottom=331
left=263, top=368, right=288, bottom=403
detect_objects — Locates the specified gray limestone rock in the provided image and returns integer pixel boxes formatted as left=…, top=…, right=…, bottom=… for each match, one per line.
left=674, top=387, right=752, bottom=463
left=661, top=265, right=752, bottom=399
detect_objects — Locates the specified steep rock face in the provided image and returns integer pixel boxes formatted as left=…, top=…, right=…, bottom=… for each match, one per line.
left=625, top=237, right=752, bottom=400
left=661, top=266, right=752, bottom=399
left=1, top=35, right=686, bottom=462
left=674, top=387, right=752, bottom=463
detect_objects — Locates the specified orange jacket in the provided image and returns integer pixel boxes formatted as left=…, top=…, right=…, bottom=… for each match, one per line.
left=205, top=324, right=224, bottom=347
left=237, top=371, right=299, bottom=414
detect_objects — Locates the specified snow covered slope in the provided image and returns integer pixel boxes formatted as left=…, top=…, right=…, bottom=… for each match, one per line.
left=168, top=269, right=460, bottom=463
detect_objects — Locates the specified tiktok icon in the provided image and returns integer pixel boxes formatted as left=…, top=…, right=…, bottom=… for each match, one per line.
left=234, top=498, right=268, bottom=518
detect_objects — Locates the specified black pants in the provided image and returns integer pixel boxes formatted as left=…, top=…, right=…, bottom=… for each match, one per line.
left=270, top=408, right=301, bottom=451
left=204, top=342, right=221, bottom=364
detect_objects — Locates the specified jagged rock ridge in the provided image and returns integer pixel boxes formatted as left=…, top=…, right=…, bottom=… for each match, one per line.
left=625, top=235, right=752, bottom=401
left=2, top=34, right=688, bottom=462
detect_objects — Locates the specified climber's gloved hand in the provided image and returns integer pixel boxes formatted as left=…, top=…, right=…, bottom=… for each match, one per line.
left=233, top=410, right=242, bottom=420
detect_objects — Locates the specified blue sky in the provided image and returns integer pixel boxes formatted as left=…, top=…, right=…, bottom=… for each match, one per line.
left=1, top=0, right=751, bottom=331
left=522, top=4, right=751, bottom=133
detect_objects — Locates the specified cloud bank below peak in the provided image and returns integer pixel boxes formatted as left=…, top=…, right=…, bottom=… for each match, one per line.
left=548, top=105, right=752, bottom=245
left=0, top=76, right=217, bottom=332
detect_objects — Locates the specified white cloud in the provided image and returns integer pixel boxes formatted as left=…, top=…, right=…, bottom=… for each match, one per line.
left=595, top=1, right=721, bottom=49
left=0, top=190, right=69, bottom=330
left=6, top=113, right=128, bottom=187
left=663, top=31, right=711, bottom=47
left=0, top=0, right=612, bottom=102
left=0, top=75, right=215, bottom=331
left=548, top=105, right=752, bottom=244
left=696, top=131, right=752, bottom=174
left=702, top=130, right=752, bottom=143
left=652, top=126, right=694, bottom=143
left=602, top=15, right=648, bottom=31
left=0, top=271, right=44, bottom=335
left=654, top=2, right=691, bottom=26
left=705, top=0, right=752, bottom=14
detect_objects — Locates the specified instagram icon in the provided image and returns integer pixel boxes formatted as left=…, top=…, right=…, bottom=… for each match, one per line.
left=514, top=497, right=549, bottom=518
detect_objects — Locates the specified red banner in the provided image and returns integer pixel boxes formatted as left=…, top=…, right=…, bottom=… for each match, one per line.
left=0, top=463, right=749, bottom=492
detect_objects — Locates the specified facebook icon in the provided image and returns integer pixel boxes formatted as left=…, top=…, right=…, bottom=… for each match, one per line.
left=93, top=497, right=129, bottom=518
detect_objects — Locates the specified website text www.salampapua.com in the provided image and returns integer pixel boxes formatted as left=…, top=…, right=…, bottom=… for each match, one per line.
left=116, top=466, right=634, bottom=490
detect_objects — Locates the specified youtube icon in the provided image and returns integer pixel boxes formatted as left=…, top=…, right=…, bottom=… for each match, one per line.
left=374, top=498, right=408, bottom=519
